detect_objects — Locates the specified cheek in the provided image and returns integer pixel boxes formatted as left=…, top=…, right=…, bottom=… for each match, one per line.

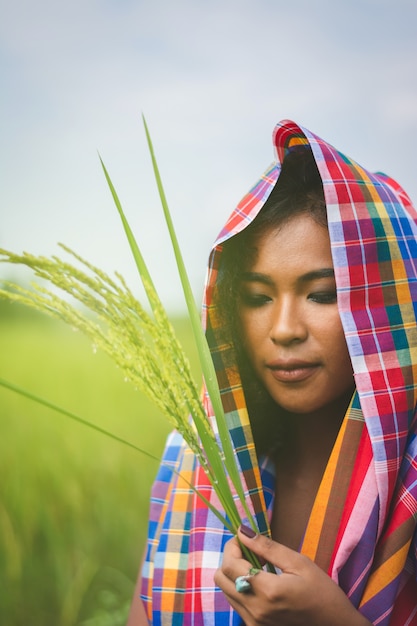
left=239, top=314, right=267, bottom=355
left=240, top=326, right=257, bottom=361
left=316, top=313, right=351, bottom=365
left=327, top=329, right=352, bottom=374
left=238, top=328, right=261, bottom=374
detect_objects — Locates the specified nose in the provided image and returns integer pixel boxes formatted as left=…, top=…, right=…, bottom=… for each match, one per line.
left=270, top=298, right=308, bottom=345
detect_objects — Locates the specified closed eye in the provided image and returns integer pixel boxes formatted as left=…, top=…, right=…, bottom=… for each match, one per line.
left=308, top=291, right=337, bottom=304
left=240, top=292, right=272, bottom=308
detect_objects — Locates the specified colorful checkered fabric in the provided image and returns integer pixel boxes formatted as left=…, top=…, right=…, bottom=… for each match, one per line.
left=140, top=120, right=417, bottom=625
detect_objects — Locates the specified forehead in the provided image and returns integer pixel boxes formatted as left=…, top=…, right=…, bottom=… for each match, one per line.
left=246, top=214, right=333, bottom=272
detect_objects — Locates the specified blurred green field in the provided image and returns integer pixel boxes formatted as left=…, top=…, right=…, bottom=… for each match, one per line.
left=0, top=303, right=199, bottom=625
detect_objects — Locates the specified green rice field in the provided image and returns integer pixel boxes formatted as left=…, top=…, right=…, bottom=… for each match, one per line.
left=0, top=302, right=199, bottom=625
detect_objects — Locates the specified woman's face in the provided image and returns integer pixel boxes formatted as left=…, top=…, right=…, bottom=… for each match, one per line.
left=238, top=214, right=354, bottom=418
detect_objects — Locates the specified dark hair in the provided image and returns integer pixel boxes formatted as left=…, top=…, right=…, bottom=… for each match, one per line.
left=215, top=146, right=327, bottom=455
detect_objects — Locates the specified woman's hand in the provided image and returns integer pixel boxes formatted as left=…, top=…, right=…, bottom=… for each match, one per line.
left=214, top=526, right=372, bottom=626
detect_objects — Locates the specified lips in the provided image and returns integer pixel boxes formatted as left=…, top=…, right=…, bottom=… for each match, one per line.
left=266, top=360, right=320, bottom=383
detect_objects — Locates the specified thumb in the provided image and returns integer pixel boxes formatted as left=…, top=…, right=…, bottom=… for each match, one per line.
left=238, top=524, right=300, bottom=574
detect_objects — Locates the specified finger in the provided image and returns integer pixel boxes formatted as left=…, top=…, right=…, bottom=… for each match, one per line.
left=221, top=536, right=254, bottom=583
left=215, top=562, right=266, bottom=601
left=237, top=525, right=306, bottom=574
left=214, top=568, right=253, bottom=623
left=223, top=535, right=245, bottom=560
left=217, top=536, right=266, bottom=594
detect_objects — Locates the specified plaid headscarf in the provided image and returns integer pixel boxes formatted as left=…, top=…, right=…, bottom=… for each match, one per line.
left=140, top=120, right=417, bottom=625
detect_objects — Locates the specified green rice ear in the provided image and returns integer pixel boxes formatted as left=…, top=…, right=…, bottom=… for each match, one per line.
left=0, top=121, right=269, bottom=567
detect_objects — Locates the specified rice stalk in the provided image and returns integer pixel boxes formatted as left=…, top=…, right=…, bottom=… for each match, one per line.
left=142, top=116, right=257, bottom=528
left=0, top=119, right=264, bottom=565
left=0, top=247, right=247, bottom=534
left=0, top=254, right=204, bottom=459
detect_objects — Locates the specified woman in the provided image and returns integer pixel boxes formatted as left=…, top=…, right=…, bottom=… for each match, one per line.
left=128, top=120, right=417, bottom=625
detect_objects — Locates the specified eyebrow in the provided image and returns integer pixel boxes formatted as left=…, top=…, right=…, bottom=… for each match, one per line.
left=240, top=268, right=335, bottom=284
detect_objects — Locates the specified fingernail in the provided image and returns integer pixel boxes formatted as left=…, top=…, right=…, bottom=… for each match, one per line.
left=239, top=524, right=257, bottom=539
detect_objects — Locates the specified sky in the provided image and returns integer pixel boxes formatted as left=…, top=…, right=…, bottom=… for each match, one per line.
left=1, top=0, right=416, bottom=312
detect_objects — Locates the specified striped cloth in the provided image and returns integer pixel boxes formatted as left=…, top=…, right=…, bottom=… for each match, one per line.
left=140, top=120, right=417, bottom=625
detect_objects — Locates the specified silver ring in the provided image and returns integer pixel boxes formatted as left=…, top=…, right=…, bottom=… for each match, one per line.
left=235, top=567, right=261, bottom=593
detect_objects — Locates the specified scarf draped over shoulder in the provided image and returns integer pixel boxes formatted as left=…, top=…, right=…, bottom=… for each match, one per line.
left=140, top=120, right=417, bottom=626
